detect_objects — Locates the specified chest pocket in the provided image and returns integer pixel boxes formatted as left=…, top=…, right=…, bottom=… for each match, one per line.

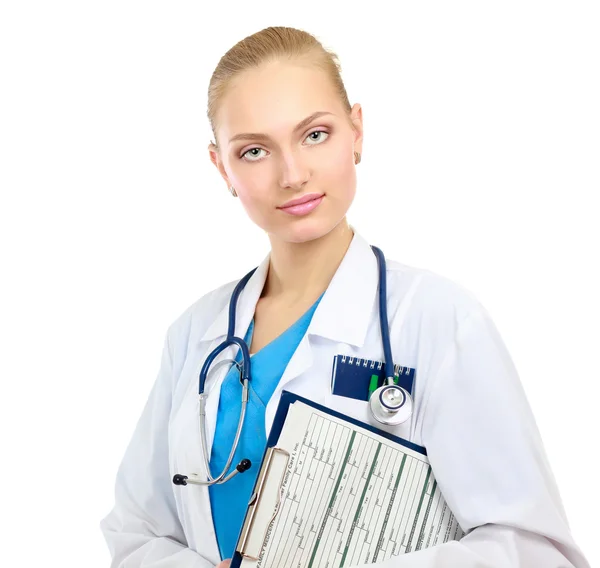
left=329, top=355, right=417, bottom=443
left=331, top=355, right=415, bottom=400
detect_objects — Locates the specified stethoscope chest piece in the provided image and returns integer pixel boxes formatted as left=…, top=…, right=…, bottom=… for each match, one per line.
left=369, top=383, right=413, bottom=426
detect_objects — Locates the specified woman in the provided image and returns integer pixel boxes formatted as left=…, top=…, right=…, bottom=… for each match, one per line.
left=100, top=26, right=589, bottom=568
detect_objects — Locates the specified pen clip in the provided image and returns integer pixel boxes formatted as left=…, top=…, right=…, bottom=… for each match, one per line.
left=236, top=446, right=290, bottom=561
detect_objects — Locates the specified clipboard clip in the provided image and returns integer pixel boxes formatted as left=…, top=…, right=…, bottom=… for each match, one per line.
left=236, top=446, right=290, bottom=561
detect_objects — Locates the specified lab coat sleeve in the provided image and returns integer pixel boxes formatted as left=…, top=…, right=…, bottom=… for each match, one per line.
left=99, top=330, right=214, bottom=568
left=350, top=307, right=590, bottom=568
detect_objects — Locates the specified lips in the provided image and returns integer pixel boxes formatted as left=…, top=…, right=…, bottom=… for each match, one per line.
left=277, top=194, right=325, bottom=216
left=278, top=193, right=325, bottom=209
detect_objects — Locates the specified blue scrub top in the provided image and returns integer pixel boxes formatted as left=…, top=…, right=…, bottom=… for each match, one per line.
left=208, top=292, right=324, bottom=560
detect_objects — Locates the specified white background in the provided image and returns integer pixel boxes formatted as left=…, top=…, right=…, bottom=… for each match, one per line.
left=1, top=1, right=597, bottom=566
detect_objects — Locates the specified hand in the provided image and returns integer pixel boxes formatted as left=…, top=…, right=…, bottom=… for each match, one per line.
left=216, top=560, right=231, bottom=568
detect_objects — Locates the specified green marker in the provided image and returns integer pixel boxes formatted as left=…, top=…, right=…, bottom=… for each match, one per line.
left=368, top=374, right=379, bottom=399
left=368, top=373, right=401, bottom=399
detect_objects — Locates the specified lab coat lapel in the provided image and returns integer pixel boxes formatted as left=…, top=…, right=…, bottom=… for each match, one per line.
left=264, top=230, right=380, bottom=430
left=184, top=256, right=270, bottom=562
left=198, top=253, right=271, bottom=452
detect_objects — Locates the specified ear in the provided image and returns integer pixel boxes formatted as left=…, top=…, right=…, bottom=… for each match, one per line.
left=350, top=103, right=364, bottom=156
left=208, top=142, right=231, bottom=186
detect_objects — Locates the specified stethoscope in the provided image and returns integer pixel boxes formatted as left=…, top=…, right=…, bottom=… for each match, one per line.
left=172, top=245, right=412, bottom=488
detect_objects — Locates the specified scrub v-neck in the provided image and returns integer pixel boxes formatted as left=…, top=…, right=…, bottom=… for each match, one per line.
left=208, top=291, right=324, bottom=561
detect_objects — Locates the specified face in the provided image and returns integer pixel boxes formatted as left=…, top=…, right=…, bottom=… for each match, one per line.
left=209, top=60, right=363, bottom=244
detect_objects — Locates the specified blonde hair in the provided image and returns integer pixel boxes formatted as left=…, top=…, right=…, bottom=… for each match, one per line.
left=207, top=26, right=355, bottom=152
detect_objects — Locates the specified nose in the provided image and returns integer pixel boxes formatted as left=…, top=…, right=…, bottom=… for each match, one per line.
left=278, top=148, right=310, bottom=190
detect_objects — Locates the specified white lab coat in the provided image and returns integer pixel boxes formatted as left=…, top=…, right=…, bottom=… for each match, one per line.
left=100, top=230, right=589, bottom=568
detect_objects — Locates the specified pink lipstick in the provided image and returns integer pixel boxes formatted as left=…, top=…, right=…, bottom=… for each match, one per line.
left=278, top=193, right=325, bottom=216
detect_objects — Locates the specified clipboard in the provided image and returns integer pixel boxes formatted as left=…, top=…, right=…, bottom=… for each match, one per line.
left=230, top=391, right=463, bottom=567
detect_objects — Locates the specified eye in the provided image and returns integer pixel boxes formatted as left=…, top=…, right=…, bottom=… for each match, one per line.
left=305, top=129, right=330, bottom=145
left=241, top=147, right=266, bottom=162
left=240, top=129, right=330, bottom=162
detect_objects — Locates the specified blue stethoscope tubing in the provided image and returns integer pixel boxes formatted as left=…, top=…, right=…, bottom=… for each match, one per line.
left=172, top=245, right=412, bottom=488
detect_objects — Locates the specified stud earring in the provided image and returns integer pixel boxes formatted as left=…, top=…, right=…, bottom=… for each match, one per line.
left=354, top=151, right=361, bottom=164
left=229, top=185, right=238, bottom=197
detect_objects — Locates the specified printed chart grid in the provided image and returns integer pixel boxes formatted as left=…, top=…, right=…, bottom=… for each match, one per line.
left=244, top=406, right=463, bottom=568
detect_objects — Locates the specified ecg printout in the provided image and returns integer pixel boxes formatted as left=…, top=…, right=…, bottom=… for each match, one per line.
left=240, top=401, right=464, bottom=568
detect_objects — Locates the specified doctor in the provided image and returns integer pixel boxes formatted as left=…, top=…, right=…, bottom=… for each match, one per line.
left=100, top=25, right=590, bottom=568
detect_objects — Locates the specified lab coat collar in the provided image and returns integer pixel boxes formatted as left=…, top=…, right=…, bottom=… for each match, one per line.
left=199, top=228, right=379, bottom=348
left=308, top=229, right=379, bottom=347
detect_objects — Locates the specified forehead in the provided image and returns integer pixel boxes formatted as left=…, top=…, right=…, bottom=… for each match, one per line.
left=217, top=61, right=341, bottom=141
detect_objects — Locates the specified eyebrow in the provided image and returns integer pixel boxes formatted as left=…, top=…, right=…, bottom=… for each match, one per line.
left=228, top=111, right=335, bottom=144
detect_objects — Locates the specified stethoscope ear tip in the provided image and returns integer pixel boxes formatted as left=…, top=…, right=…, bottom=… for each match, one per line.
left=172, top=474, right=188, bottom=486
left=237, top=458, right=252, bottom=472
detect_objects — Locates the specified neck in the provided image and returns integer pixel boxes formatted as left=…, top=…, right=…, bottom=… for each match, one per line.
left=263, top=219, right=354, bottom=302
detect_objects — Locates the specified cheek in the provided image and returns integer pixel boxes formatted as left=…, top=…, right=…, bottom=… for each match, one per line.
left=322, top=147, right=357, bottom=201
left=324, top=142, right=355, bottom=177
left=230, top=168, right=272, bottom=208
left=235, top=185, right=275, bottom=226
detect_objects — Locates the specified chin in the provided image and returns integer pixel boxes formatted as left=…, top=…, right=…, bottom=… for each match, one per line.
left=276, top=216, right=347, bottom=245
